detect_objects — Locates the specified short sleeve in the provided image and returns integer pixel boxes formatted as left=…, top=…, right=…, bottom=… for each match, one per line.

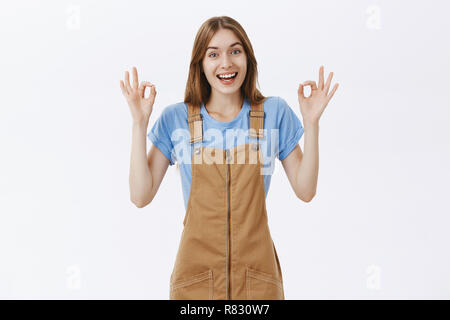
left=277, top=96, right=304, bottom=161
left=147, top=108, right=176, bottom=165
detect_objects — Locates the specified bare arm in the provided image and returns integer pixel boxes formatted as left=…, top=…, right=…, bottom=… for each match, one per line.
left=129, top=121, right=170, bottom=208
left=120, top=66, right=169, bottom=208
left=281, top=122, right=319, bottom=202
left=282, top=65, right=338, bottom=202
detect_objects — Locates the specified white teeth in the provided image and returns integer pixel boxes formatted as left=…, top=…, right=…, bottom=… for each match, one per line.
left=218, top=72, right=236, bottom=79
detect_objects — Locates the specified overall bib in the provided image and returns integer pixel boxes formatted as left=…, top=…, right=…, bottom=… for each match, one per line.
left=169, top=101, right=285, bottom=300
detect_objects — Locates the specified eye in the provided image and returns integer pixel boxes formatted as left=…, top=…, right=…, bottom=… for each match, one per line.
left=208, top=49, right=241, bottom=58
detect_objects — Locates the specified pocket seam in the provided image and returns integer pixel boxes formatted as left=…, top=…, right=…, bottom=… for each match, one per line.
left=170, top=269, right=212, bottom=291
left=247, top=267, right=283, bottom=290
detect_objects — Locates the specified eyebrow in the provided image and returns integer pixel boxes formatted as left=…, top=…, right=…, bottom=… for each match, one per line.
left=206, top=42, right=243, bottom=50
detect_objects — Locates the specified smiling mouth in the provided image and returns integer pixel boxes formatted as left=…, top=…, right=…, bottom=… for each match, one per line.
left=216, top=72, right=238, bottom=80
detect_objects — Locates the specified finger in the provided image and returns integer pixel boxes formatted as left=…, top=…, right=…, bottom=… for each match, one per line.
left=303, top=80, right=317, bottom=90
left=326, top=83, right=339, bottom=102
left=138, top=81, right=146, bottom=98
left=125, top=71, right=132, bottom=91
left=139, top=81, right=154, bottom=98
left=324, top=72, right=334, bottom=95
left=120, top=80, right=128, bottom=95
left=132, top=66, right=139, bottom=89
left=298, top=83, right=306, bottom=101
left=318, top=65, right=324, bottom=90
left=143, top=82, right=156, bottom=99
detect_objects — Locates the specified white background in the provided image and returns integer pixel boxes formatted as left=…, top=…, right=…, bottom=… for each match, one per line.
left=1, top=0, right=449, bottom=299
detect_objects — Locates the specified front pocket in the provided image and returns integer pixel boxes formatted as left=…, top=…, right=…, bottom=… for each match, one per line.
left=246, top=267, right=284, bottom=300
left=170, top=269, right=213, bottom=300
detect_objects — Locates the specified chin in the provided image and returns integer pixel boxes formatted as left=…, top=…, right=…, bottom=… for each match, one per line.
left=216, top=86, right=242, bottom=93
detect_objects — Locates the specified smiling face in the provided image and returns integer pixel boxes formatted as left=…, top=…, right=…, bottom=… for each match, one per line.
left=202, top=28, right=247, bottom=96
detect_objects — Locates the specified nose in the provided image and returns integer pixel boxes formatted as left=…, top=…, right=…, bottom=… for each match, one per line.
left=219, top=53, right=233, bottom=69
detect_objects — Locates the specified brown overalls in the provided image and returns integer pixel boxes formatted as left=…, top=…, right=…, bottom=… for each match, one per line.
left=169, top=100, right=285, bottom=300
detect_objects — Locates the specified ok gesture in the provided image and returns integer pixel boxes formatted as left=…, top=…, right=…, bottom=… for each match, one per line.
left=120, top=66, right=157, bottom=125
left=298, top=65, right=339, bottom=125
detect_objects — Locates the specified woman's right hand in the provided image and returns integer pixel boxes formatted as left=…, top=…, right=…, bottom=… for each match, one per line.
left=120, top=66, right=157, bottom=125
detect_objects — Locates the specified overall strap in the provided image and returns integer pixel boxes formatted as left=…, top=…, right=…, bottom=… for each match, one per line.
left=249, top=101, right=265, bottom=139
left=187, top=103, right=203, bottom=144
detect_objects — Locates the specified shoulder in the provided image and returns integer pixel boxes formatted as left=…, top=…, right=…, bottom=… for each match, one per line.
left=149, top=102, right=190, bottom=141
left=262, top=96, right=293, bottom=123
left=156, top=101, right=189, bottom=128
left=263, top=96, right=291, bottom=113
left=262, top=96, right=279, bottom=108
left=159, top=101, right=188, bottom=119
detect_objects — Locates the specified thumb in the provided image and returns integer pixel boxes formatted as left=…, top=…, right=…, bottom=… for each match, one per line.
left=298, top=83, right=306, bottom=101
left=148, top=84, right=157, bottom=99
left=139, top=81, right=155, bottom=99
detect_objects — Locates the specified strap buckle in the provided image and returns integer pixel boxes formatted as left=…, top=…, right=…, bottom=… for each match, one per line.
left=188, top=113, right=203, bottom=123
left=249, top=110, right=265, bottom=118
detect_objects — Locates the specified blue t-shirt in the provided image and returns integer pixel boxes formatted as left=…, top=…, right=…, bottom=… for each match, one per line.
left=147, top=96, right=304, bottom=210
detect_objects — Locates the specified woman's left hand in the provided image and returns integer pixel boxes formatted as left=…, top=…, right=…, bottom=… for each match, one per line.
left=298, top=65, right=339, bottom=125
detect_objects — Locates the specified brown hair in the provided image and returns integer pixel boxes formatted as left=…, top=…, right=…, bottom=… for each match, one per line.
left=184, top=16, right=266, bottom=109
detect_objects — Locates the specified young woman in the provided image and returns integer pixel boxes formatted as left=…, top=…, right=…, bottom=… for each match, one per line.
left=120, top=16, right=338, bottom=300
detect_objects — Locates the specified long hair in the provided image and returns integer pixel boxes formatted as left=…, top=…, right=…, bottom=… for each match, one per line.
left=184, top=16, right=266, bottom=109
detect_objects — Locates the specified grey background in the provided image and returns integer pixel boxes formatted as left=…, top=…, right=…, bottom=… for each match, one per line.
left=0, top=0, right=449, bottom=299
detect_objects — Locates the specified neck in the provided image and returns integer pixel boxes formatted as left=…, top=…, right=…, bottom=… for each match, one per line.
left=205, top=91, right=244, bottom=115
